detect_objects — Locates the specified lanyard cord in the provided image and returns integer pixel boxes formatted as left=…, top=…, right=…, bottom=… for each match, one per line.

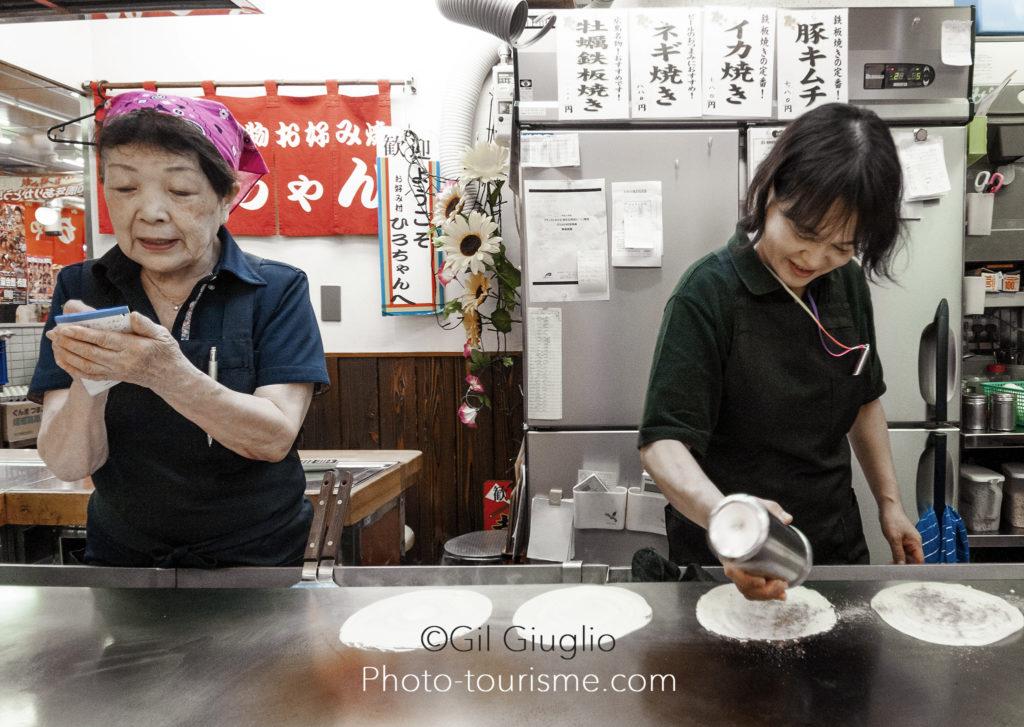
left=761, top=260, right=867, bottom=359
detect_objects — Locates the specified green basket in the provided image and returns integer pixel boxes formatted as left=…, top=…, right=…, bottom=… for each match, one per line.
left=981, top=381, right=1024, bottom=426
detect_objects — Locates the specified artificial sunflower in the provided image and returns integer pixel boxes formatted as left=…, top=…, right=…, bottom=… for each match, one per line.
left=437, top=210, right=501, bottom=275
left=460, top=141, right=509, bottom=184
left=462, top=306, right=481, bottom=347
left=432, top=180, right=467, bottom=228
left=462, top=271, right=490, bottom=311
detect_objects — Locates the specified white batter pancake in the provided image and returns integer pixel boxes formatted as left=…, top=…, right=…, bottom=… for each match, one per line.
left=511, top=585, right=652, bottom=645
left=338, top=589, right=493, bottom=651
left=871, top=582, right=1024, bottom=646
left=696, top=584, right=838, bottom=642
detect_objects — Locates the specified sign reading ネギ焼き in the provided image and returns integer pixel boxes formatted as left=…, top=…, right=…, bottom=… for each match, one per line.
left=94, top=83, right=391, bottom=237
left=702, top=6, right=776, bottom=118
left=630, top=8, right=702, bottom=119
left=777, top=9, right=848, bottom=120
left=557, top=10, right=630, bottom=120
left=375, top=127, right=443, bottom=316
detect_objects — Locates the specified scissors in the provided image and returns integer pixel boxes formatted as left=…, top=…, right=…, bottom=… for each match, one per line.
left=974, top=171, right=1005, bottom=194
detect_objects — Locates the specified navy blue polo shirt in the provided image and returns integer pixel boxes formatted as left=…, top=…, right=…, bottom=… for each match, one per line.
left=30, top=227, right=330, bottom=566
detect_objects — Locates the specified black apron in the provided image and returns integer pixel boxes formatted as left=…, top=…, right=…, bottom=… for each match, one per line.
left=666, top=256, right=870, bottom=567
left=75, top=249, right=312, bottom=568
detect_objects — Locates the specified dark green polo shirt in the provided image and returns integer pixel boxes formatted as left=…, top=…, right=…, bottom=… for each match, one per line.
left=639, top=226, right=885, bottom=560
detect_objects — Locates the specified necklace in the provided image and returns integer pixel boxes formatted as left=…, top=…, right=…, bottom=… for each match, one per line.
left=142, top=271, right=192, bottom=311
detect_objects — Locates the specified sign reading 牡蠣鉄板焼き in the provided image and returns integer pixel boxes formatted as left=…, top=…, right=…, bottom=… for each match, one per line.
left=557, top=9, right=630, bottom=120
left=375, top=127, right=443, bottom=316
left=702, top=6, right=775, bottom=118
left=629, top=8, right=702, bottom=119
left=777, top=9, right=848, bottom=120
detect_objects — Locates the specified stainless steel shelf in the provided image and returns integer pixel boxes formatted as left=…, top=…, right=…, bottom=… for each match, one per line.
left=962, top=428, right=1024, bottom=448
left=968, top=527, right=1024, bottom=548
left=984, top=292, right=1024, bottom=308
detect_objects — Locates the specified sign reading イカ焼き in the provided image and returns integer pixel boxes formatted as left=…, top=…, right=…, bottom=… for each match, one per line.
left=777, top=9, right=848, bottom=120
left=702, top=6, right=775, bottom=118
left=629, top=8, right=702, bottom=119
left=557, top=10, right=630, bottom=120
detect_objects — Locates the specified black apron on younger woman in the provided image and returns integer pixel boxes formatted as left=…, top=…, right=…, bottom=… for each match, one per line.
left=641, top=229, right=883, bottom=566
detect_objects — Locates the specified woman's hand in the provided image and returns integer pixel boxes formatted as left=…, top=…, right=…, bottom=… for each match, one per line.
left=722, top=497, right=793, bottom=601
left=46, top=308, right=189, bottom=392
left=879, top=501, right=924, bottom=564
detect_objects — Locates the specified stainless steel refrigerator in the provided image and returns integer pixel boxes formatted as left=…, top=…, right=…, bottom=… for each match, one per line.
left=516, top=6, right=971, bottom=565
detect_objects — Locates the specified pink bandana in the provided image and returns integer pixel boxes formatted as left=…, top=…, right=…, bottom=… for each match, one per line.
left=103, top=90, right=268, bottom=209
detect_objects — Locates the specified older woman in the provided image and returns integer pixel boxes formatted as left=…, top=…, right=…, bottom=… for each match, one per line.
left=30, top=92, right=330, bottom=568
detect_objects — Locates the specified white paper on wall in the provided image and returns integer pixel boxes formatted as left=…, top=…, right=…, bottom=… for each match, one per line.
left=895, top=132, right=951, bottom=202
left=527, top=307, right=563, bottom=421
left=611, top=181, right=663, bottom=268
left=557, top=9, right=630, bottom=120
left=702, top=6, right=775, bottom=118
left=524, top=178, right=610, bottom=302
left=521, top=133, right=581, bottom=168
left=629, top=8, right=702, bottom=119
left=746, top=126, right=782, bottom=180
left=941, top=19, right=973, bottom=67
left=777, top=8, right=847, bottom=120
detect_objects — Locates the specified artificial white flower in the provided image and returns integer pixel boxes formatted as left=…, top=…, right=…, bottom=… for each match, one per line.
left=460, top=141, right=509, bottom=184
left=432, top=180, right=467, bottom=228
left=437, top=210, right=502, bottom=275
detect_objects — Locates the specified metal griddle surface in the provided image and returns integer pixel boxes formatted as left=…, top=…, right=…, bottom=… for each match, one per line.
left=1, top=579, right=1022, bottom=726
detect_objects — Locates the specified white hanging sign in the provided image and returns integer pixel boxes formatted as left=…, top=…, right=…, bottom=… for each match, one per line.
left=777, top=9, right=848, bottom=120
left=557, top=9, right=630, bottom=120
left=702, top=6, right=775, bottom=118
left=629, top=8, right=702, bottom=119
left=375, top=126, right=444, bottom=316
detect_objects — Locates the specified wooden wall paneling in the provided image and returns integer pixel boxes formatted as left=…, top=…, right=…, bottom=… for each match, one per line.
left=296, top=358, right=341, bottom=449
left=454, top=362, right=493, bottom=536
left=377, top=357, right=423, bottom=562
left=337, top=358, right=380, bottom=449
left=416, top=356, right=460, bottom=564
left=492, top=355, right=524, bottom=483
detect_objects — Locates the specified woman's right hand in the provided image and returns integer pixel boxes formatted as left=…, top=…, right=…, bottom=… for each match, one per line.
left=721, top=497, right=793, bottom=602
left=49, top=299, right=96, bottom=380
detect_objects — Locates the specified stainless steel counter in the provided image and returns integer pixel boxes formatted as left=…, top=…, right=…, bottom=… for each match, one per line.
left=2, top=568, right=1024, bottom=725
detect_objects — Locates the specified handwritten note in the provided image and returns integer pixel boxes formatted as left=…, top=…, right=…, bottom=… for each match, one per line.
left=629, top=8, right=702, bottom=119
left=777, top=9, right=848, bottom=119
left=702, top=6, right=775, bottom=118
left=557, top=9, right=630, bottom=120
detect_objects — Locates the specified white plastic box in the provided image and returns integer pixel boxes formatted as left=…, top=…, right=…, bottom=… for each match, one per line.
left=959, top=464, right=1005, bottom=532
left=1000, top=463, right=1024, bottom=529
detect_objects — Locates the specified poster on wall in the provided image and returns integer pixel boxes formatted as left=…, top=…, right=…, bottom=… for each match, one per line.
left=27, top=204, right=88, bottom=303
left=93, top=81, right=392, bottom=238
left=702, top=6, right=775, bottom=118
left=629, top=8, right=702, bottom=119
left=375, top=126, right=444, bottom=316
left=777, top=9, right=848, bottom=120
left=0, top=204, right=27, bottom=303
left=557, top=10, right=630, bottom=120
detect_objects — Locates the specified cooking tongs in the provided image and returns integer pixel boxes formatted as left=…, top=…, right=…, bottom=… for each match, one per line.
left=301, top=466, right=353, bottom=583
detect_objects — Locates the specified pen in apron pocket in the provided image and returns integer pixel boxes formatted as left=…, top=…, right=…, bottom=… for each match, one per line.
left=207, top=346, right=218, bottom=446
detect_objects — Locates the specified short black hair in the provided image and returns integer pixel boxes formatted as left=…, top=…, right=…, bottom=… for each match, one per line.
left=97, top=108, right=236, bottom=200
left=742, top=103, right=903, bottom=281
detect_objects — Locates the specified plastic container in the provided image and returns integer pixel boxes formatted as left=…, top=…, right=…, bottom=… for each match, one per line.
left=981, top=381, right=1024, bottom=426
left=1000, top=463, right=1024, bottom=529
left=959, top=464, right=1005, bottom=533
